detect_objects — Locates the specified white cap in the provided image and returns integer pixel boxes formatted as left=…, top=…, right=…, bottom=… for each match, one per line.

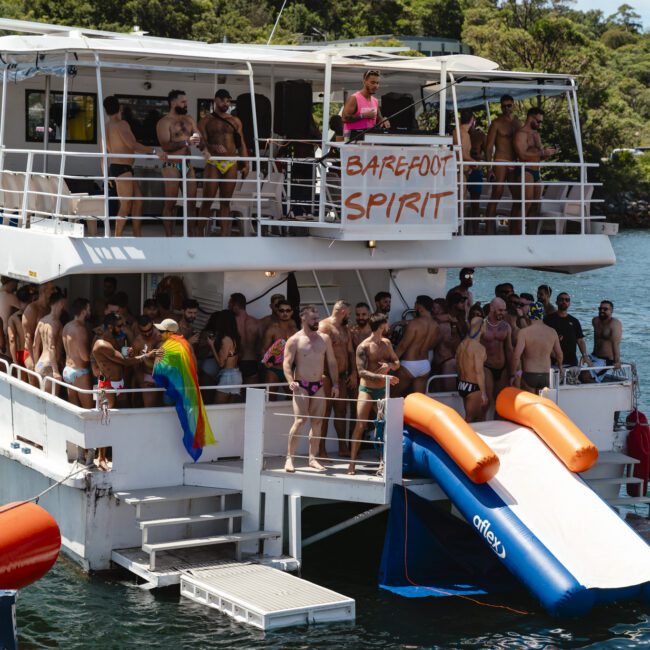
left=154, top=318, right=179, bottom=333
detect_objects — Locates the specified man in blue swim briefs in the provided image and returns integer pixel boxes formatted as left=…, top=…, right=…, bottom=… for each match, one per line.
left=62, top=298, right=93, bottom=408
left=283, top=305, right=339, bottom=473
left=348, top=313, right=400, bottom=475
left=453, top=109, right=483, bottom=235
left=512, top=107, right=558, bottom=234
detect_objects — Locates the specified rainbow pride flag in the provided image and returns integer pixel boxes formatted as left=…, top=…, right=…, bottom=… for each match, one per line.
left=153, top=334, right=216, bottom=461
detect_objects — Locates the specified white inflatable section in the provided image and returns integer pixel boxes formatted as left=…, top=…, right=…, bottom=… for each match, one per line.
left=473, top=420, right=650, bottom=589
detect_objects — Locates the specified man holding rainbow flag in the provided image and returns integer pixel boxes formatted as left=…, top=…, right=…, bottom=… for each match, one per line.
left=153, top=319, right=216, bottom=461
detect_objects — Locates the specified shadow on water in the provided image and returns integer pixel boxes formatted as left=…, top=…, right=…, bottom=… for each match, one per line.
left=14, top=231, right=650, bottom=648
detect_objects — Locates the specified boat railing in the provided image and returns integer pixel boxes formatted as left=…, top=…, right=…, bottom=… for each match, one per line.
left=0, top=144, right=604, bottom=239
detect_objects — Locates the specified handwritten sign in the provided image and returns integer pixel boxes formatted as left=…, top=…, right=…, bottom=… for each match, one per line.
left=340, top=145, right=457, bottom=229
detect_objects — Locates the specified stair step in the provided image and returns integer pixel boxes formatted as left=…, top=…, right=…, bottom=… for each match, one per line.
left=596, top=451, right=640, bottom=465
left=138, top=510, right=246, bottom=529
left=116, top=486, right=240, bottom=506
left=143, top=531, right=281, bottom=570
left=586, top=477, right=644, bottom=486
left=607, top=496, right=650, bottom=506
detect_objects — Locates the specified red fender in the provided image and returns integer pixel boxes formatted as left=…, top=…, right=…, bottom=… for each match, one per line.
left=627, top=423, right=650, bottom=497
left=0, top=502, right=61, bottom=589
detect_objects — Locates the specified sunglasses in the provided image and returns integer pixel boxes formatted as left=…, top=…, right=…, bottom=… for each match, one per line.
left=463, top=274, right=473, bottom=279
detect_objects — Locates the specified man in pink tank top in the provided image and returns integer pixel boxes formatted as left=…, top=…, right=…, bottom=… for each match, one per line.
left=342, top=70, right=390, bottom=134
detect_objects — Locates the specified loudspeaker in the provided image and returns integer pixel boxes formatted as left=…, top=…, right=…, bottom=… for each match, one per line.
left=234, top=93, right=272, bottom=152
left=274, top=80, right=313, bottom=138
left=381, top=93, right=416, bottom=130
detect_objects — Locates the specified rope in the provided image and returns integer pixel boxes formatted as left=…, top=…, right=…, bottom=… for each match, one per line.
left=401, top=485, right=530, bottom=616
left=0, top=462, right=89, bottom=515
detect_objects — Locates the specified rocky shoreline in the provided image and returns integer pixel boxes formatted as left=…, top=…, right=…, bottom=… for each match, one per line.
left=604, top=193, right=650, bottom=228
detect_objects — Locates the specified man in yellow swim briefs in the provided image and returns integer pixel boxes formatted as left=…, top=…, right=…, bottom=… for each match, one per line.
left=198, top=89, right=249, bottom=237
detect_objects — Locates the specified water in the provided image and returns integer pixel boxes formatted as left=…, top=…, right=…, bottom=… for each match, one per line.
left=15, top=230, right=650, bottom=648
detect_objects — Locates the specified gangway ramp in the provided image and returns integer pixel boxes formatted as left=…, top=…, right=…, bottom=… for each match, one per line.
left=180, top=562, right=355, bottom=630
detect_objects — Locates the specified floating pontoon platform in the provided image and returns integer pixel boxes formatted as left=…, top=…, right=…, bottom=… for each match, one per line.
left=180, top=562, right=355, bottom=630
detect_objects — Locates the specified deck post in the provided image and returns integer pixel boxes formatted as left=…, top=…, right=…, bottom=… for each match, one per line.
left=246, top=62, right=263, bottom=235
left=438, top=61, right=447, bottom=137
left=94, top=54, right=110, bottom=237
left=0, top=66, right=8, bottom=173
left=288, top=494, right=302, bottom=562
left=383, top=396, right=404, bottom=504
left=318, top=52, right=333, bottom=223
left=54, top=53, right=69, bottom=229
left=241, top=387, right=265, bottom=554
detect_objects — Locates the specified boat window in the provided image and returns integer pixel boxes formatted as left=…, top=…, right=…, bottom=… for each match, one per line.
left=26, top=89, right=97, bottom=144
left=114, top=94, right=169, bottom=146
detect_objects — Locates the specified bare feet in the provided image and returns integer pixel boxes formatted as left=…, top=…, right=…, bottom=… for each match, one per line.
left=284, top=457, right=295, bottom=473
left=338, top=445, right=350, bottom=458
left=308, top=458, right=326, bottom=472
left=98, top=458, right=109, bottom=472
left=318, top=448, right=330, bottom=460
left=346, top=463, right=356, bottom=475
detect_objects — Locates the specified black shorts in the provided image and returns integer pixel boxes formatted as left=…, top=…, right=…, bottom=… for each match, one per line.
left=239, top=359, right=259, bottom=379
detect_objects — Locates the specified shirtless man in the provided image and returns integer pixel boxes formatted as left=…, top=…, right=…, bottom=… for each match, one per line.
left=283, top=305, right=338, bottom=473
left=480, top=297, right=513, bottom=410
left=258, top=293, right=285, bottom=336
left=178, top=298, right=200, bottom=350
left=23, top=281, right=55, bottom=387
left=228, top=293, right=259, bottom=384
left=61, top=298, right=93, bottom=407
left=592, top=300, right=622, bottom=370
left=318, top=301, right=357, bottom=458
left=32, top=291, right=67, bottom=392
left=511, top=302, right=562, bottom=394
left=350, top=302, right=371, bottom=350
left=156, top=89, right=203, bottom=237
left=455, top=317, right=488, bottom=422
left=0, top=276, right=20, bottom=342
left=132, top=315, right=162, bottom=408
left=485, top=95, right=521, bottom=234
left=533, top=286, right=554, bottom=319
left=103, top=96, right=166, bottom=237
left=93, top=313, right=161, bottom=469
left=513, top=107, right=558, bottom=233
left=261, top=300, right=298, bottom=395
left=448, top=268, right=475, bottom=315
left=453, top=110, right=482, bottom=234
left=348, top=313, right=400, bottom=475
left=395, top=295, right=440, bottom=397
left=198, top=89, right=249, bottom=237
left=7, top=286, right=33, bottom=376
left=142, top=299, right=161, bottom=323
left=374, top=291, right=391, bottom=316
left=432, top=298, right=459, bottom=391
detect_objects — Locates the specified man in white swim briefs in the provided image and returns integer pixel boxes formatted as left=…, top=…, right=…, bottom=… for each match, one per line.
left=394, top=295, right=440, bottom=396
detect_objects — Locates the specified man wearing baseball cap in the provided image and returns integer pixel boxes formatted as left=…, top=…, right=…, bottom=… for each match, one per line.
left=154, top=318, right=179, bottom=334
left=197, top=88, right=249, bottom=237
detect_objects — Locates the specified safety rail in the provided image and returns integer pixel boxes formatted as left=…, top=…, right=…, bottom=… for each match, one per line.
left=0, top=145, right=607, bottom=239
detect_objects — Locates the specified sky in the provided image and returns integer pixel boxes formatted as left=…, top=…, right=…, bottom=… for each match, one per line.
left=572, top=0, right=649, bottom=30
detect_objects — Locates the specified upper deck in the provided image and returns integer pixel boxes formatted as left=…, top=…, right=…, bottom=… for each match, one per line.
left=0, top=20, right=616, bottom=281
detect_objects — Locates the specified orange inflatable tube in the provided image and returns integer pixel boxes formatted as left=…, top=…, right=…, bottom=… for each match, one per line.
left=0, top=502, right=61, bottom=589
left=496, top=387, right=598, bottom=473
left=404, top=393, right=500, bottom=483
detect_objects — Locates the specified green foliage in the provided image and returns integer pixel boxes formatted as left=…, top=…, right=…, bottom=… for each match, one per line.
left=599, top=152, right=650, bottom=199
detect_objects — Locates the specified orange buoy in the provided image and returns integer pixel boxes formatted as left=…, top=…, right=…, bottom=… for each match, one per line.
left=404, top=393, right=500, bottom=483
left=0, top=502, right=61, bottom=589
left=496, top=387, right=598, bottom=473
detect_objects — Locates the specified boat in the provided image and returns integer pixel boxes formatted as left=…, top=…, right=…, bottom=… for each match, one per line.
left=0, top=17, right=647, bottom=627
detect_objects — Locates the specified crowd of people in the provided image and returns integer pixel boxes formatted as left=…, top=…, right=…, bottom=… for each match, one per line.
left=0, top=269, right=623, bottom=474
